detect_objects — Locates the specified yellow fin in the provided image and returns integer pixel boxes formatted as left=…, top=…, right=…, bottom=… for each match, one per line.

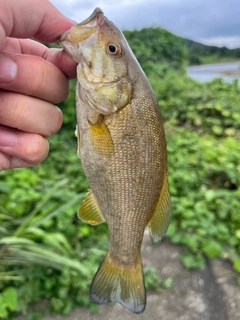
left=78, top=190, right=105, bottom=226
left=88, top=116, right=113, bottom=156
left=90, top=252, right=145, bottom=314
left=148, top=175, right=171, bottom=244
left=75, top=124, right=81, bottom=158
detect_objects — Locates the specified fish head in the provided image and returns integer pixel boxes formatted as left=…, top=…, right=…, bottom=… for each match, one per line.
left=59, top=8, right=135, bottom=114
left=59, top=8, right=131, bottom=82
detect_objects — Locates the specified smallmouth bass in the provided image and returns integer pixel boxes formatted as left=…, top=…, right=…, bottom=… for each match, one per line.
left=59, top=8, right=171, bottom=314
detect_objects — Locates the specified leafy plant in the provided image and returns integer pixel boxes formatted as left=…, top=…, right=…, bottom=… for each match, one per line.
left=166, top=125, right=240, bottom=270
left=144, top=267, right=173, bottom=291
left=0, top=166, right=107, bottom=317
left=0, top=287, right=17, bottom=318
left=0, top=25, right=240, bottom=319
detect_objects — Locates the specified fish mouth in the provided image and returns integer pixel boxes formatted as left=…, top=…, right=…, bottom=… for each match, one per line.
left=58, top=8, right=104, bottom=44
left=77, top=7, right=104, bottom=27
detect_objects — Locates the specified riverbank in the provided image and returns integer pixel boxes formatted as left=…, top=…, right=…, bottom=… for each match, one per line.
left=187, top=60, right=240, bottom=82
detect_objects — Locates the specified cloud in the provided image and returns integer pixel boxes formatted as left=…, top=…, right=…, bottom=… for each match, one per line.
left=199, top=36, right=240, bottom=49
left=50, top=0, right=240, bottom=48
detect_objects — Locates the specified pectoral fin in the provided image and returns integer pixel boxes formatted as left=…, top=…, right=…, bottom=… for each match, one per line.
left=88, top=116, right=113, bottom=156
left=78, top=190, right=105, bottom=225
left=148, top=175, right=171, bottom=244
left=75, top=124, right=81, bottom=158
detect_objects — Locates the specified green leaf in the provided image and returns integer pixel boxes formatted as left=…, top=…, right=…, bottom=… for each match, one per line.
left=0, top=295, right=8, bottom=318
left=3, top=287, right=17, bottom=311
left=212, top=125, right=223, bottom=136
left=205, top=189, right=216, bottom=202
left=7, top=245, right=88, bottom=274
left=164, top=277, right=173, bottom=289
left=235, top=230, right=240, bottom=239
left=32, top=193, right=83, bottom=228
left=13, top=179, right=69, bottom=236
left=0, top=237, right=34, bottom=245
left=202, top=241, right=222, bottom=258
left=144, top=267, right=162, bottom=290
left=233, top=259, right=240, bottom=272
left=43, top=233, right=73, bottom=254
left=181, top=250, right=205, bottom=269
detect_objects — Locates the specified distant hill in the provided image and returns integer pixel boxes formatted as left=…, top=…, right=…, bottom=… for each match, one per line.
left=123, top=27, right=240, bottom=69
left=54, top=26, right=240, bottom=69
left=123, top=27, right=187, bottom=73
left=185, top=39, right=240, bottom=65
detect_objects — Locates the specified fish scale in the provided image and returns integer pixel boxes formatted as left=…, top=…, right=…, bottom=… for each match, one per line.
left=59, top=7, right=171, bottom=314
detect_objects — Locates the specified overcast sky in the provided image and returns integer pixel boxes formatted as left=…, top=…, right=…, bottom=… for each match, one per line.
left=50, top=0, right=240, bottom=49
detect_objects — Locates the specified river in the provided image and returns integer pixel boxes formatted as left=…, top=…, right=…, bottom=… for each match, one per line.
left=186, top=61, right=240, bottom=83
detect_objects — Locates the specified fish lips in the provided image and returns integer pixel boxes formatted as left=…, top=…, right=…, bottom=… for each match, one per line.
left=58, top=8, right=105, bottom=62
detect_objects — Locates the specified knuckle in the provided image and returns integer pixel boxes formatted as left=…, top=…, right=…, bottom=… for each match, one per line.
left=32, top=59, right=47, bottom=92
left=51, top=77, right=69, bottom=103
left=33, top=59, right=69, bottom=104
left=0, top=152, right=11, bottom=171
left=46, top=107, right=63, bottom=136
left=59, top=83, right=69, bottom=101
left=25, top=135, right=49, bottom=164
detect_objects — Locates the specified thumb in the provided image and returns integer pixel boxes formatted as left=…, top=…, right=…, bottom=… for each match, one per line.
left=0, top=0, right=76, bottom=51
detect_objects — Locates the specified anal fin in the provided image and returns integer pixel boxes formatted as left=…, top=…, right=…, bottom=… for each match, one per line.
left=148, top=174, right=171, bottom=244
left=78, top=190, right=105, bottom=225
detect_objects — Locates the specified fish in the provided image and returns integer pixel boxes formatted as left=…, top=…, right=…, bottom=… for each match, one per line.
left=58, top=7, right=171, bottom=314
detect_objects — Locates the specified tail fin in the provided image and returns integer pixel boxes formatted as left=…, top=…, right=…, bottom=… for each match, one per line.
left=90, top=252, right=146, bottom=314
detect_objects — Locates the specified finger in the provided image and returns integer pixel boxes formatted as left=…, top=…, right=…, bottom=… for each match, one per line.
left=40, top=48, right=77, bottom=80
left=43, top=48, right=77, bottom=80
left=0, top=53, right=70, bottom=103
left=0, top=152, right=39, bottom=171
left=3, top=38, right=77, bottom=79
left=0, top=0, right=76, bottom=51
left=0, top=127, right=49, bottom=171
left=0, top=91, right=63, bottom=136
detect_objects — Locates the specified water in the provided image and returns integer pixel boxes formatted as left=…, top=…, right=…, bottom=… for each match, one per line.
left=187, top=61, right=240, bottom=83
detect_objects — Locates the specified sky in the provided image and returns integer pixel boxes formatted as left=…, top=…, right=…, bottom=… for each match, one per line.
left=50, top=0, right=240, bottom=49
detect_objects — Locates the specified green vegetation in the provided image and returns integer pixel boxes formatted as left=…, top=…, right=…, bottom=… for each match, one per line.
left=0, top=26, right=240, bottom=318
left=185, top=39, right=240, bottom=65
left=124, top=27, right=188, bottom=71
left=144, top=268, right=173, bottom=291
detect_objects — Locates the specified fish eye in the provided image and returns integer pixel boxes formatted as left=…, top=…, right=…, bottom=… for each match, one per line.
left=107, top=42, right=121, bottom=55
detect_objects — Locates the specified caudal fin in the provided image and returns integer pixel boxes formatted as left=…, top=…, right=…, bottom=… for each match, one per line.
left=90, top=252, right=146, bottom=314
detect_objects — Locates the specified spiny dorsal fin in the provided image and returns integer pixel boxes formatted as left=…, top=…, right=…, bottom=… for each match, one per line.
left=148, top=174, right=171, bottom=244
left=90, top=252, right=146, bottom=314
left=78, top=190, right=105, bottom=225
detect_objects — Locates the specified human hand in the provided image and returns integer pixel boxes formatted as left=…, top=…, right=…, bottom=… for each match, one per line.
left=0, top=0, right=77, bottom=171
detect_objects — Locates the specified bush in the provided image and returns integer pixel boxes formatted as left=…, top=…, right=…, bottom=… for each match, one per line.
left=166, top=127, right=240, bottom=269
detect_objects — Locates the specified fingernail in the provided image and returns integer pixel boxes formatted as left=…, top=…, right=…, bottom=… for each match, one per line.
left=0, top=56, right=18, bottom=82
left=0, top=127, right=17, bottom=147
